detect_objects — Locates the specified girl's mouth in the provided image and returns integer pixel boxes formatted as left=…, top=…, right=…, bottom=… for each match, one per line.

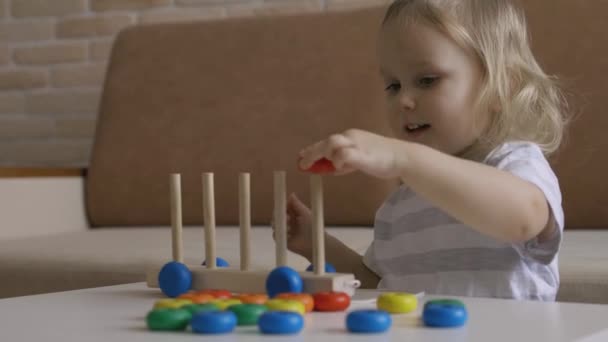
left=405, top=123, right=431, bottom=134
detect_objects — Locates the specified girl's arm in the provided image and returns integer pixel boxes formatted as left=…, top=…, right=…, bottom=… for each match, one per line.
left=399, top=142, right=552, bottom=243
left=298, top=130, right=552, bottom=246
left=303, top=232, right=380, bottom=289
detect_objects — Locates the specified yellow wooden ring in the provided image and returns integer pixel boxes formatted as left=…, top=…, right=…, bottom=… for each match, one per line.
left=377, top=292, right=417, bottom=314
left=212, top=298, right=242, bottom=310
left=265, top=299, right=306, bottom=315
left=153, top=298, right=193, bottom=310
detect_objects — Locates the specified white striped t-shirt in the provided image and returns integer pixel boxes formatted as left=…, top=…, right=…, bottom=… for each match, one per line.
left=363, top=141, right=564, bottom=301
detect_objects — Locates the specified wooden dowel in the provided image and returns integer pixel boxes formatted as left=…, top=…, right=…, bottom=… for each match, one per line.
left=239, top=173, right=251, bottom=271
left=170, top=174, right=183, bottom=263
left=310, top=175, right=325, bottom=276
left=274, top=171, right=287, bottom=267
left=202, top=173, right=217, bottom=269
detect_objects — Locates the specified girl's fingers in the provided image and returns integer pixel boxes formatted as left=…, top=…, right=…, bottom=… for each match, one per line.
left=333, top=167, right=356, bottom=176
left=324, top=134, right=355, bottom=160
left=287, top=201, right=297, bottom=216
left=287, top=193, right=298, bottom=208
left=298, top=140, right=326, bottom=169
left=332, top=145, right=372, bottom=173
left=289, top=193, right=311, bottom=214
left=299, top=134, right=355, bottom=170
left=330, top=146, right=355, bottom=170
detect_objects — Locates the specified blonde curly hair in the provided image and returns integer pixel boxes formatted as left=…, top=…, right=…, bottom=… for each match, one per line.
left=383, top=0, right=569, bottom=157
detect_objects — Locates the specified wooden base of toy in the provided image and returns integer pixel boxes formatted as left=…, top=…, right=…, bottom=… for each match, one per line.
left=146, top=265, right=360, bottom=297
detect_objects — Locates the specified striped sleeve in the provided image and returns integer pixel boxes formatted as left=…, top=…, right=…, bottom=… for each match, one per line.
left=493, top=143, right=564, bottom=264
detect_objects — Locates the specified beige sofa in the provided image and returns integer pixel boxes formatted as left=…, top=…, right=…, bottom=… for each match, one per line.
left=1, top=1, right=607, bottom=303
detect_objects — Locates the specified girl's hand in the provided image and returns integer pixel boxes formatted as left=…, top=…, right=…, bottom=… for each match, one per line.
left=298, top=129, right=407, bottom=179
left=272, top=193, right=314, bottom=259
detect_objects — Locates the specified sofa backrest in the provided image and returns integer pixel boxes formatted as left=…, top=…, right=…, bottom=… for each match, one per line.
left=86, top=7, right=397, bottom=227
left=87, top=1, right=608, bottom=229
left=520, top=0, right=608, bottom=228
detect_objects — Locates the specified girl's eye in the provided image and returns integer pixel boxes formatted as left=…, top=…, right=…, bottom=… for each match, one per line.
left=417, top=76, right=439, bottom=88
left=385, top=83, right=401, bottom=92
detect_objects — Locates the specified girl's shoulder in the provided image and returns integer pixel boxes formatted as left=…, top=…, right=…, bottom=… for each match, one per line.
left=482, top=141, right=546, bottom=168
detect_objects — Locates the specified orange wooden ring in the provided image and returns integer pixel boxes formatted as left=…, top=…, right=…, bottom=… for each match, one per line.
left=193, top=289, right=232, bottom=299
left=235, top=293, right=268, bottom=305
left=277, top=293, right=314, bottom=313
left=178, top=292, right=215, bottom=304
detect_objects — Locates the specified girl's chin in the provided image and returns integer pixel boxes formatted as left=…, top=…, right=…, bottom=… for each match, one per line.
left=399, top=132, right=429, bottom=144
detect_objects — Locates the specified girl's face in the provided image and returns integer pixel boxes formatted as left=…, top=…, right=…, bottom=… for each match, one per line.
left=378, top=20, right=488, bottom=156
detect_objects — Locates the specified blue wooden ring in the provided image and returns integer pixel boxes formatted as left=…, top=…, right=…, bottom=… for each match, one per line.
left=191, top=311, right=237, bottom=334
left=258, top=311, right=304, bottom=334
left=423, top=302, right=468, bottom=327
left=346, top=309, right=392, bottom=333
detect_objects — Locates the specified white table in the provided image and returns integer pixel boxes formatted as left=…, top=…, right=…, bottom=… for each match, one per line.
left=1, top=283, right=607, bottom=342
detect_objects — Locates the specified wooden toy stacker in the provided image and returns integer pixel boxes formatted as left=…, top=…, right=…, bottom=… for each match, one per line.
left=146, top=172, right=361, bottom=296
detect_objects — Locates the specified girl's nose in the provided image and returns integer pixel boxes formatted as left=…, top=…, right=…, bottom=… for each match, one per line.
left=399, top=91, right=416, bottom=111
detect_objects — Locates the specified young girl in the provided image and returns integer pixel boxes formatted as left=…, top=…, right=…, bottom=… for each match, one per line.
left=280, top=0, right=568, bottom=301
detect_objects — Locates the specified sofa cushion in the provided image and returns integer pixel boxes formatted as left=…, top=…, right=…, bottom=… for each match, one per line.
left=557, top=230, right=608, bottom=303
left=0, top=227, right=372, bottom=298
left=2, top=227, right=606, bottom=303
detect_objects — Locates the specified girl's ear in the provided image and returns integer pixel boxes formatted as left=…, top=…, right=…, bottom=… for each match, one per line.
left=488, top=94, right=501, bottom=114
left=491, top=102, right=502, bottom=113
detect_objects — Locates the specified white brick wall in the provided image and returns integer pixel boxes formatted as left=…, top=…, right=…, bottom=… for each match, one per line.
left=0, top=0, right=389, bottom=166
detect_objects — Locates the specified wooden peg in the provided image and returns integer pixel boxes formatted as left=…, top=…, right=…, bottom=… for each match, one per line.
left=310, top=175, right=325, bottom=276
left=274, top=171, right=287, bottom=267
left=239, top=173, right=251, bottom=271
left=170, top=174, right=183, bottom=263
left=202, top=173, right=216, bottom=269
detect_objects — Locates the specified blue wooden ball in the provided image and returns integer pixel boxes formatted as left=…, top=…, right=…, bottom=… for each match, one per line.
left=306, top=262, right=336, bottom=273
left=202, top=257, right=230, bottom=268
left=158, top=261, right=192, bottom=298
left=266, top=266, right=303, bottom=298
